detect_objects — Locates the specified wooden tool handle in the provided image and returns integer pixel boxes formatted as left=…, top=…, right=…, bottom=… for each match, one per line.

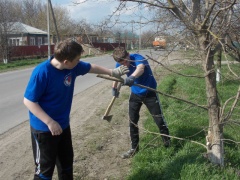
left=103, top=83, right=122, bottom=117
left=103, top=96, right=116, bottom=117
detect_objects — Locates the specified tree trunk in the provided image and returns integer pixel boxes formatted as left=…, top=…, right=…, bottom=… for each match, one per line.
left=199, top=36, right=224, bottom=166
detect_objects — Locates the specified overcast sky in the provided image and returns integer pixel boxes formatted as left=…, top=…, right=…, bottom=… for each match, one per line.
left=50, top=0, right=152, bottom=33
left=51, top=0, right=135, bottom=23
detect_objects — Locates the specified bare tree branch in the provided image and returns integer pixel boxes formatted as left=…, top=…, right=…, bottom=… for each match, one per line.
left=96, top=74, right=208, bottom=110
left=222, top=86, right=240, bottom=122
left=146, top=55, right=208, bottom=78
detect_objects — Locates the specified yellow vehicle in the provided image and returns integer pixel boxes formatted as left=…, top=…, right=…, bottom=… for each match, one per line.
left=153, top=36, right=166, bottom=50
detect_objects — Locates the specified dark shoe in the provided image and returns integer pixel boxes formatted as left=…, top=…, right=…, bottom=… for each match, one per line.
left=162, top=135, right=171, bottom=147
left=121, top=148, right=138, bottom=159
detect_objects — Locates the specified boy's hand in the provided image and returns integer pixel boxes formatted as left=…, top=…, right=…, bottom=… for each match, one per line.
left=111, top=65, right=129, bottom=79
left=112, top=87, right=120, bottom=97
left=123, top=76, right=135, bottom=87
left=47, top=120, right=63, bottom=136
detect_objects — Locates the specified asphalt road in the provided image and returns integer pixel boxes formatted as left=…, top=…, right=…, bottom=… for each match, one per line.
left=0, top=50, right=161, bottom=134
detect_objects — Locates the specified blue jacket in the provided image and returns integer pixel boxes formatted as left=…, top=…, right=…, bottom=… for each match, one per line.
left=116, top=53, right=157, bottom=96
left=24, top=57, right=91, bottom=132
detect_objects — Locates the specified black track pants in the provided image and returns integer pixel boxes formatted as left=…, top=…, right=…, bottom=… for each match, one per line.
left=129, top=92, right=169, bottom=149
left=31, top=126, right=74, bottom=180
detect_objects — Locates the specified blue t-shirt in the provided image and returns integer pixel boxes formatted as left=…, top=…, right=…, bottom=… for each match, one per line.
left=116, top=54, right=157, bottom=96
left=24, top=57, right=91, bottom=132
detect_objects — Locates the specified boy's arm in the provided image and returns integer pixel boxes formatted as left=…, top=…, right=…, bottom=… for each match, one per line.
left=88, top=64, right=112, bottom=75
left=123, top=64, right=145, bottom=87
left=112, top=64, right=144, bottom=87
left=23, top=97, right=62, bottom=136
left=131, top=64, right=145, bottom=78
left=112, top=81, right=118, bottom=88
left=89, top=64, right=129, bottom=78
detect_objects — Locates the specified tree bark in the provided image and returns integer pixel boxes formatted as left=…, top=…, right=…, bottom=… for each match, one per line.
left=199, top=35, right=224, bottom=166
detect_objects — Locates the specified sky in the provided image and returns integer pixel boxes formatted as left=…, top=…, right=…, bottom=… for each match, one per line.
left=51, top=0, right=116, bottom=23
left=51, top=0, right=119, bottom=23
left=50, top=0, right=151, bottom=32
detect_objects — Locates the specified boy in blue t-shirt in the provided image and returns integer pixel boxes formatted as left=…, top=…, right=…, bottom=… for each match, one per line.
left=112, top=47, right=170, bottom=159
left=23, top=39, right=129, bottom=179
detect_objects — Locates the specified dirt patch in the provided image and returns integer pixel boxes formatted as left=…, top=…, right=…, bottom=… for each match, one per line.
left=0, top=79, right=147, bottom=180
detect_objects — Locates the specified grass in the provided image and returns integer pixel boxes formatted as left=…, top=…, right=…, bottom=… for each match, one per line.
left=0, top=58, right=46, bottom=72
left=127, top=64, right=240, bottom=180
left=181, top=49, right=237, bottom=62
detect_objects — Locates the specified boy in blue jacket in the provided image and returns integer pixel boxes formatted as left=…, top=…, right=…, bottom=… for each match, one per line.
left=23, top=39, right=129, bottom=179
left=112, top=47, right=170, bottom=159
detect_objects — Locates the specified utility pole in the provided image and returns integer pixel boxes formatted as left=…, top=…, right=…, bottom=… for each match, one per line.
left=139, top=17, right=141, bottom=51
left=138, top=4, right=142, bottom=51
left=49, top=0, right=60, bottom=42
left=47, top=0, right=51, bottom=59
left=131, top=20, right=134, bottom=49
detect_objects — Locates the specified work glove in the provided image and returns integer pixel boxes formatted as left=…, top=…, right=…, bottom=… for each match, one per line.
left=123, top=76, right=136, bottom=87
left=112, top=87, right=119, bottom=97
left=111, top=65, right=129, bottom=79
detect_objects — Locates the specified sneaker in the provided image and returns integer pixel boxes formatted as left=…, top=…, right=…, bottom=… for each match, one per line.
left=121, top=148, right=138, bottom=159
left=162, top=136, right=171, bottom=147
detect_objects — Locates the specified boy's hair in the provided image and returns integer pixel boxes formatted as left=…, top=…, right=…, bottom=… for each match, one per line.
left=54, top=38, right=84, bottom=62
left=112, top=47, right=129, bottom=62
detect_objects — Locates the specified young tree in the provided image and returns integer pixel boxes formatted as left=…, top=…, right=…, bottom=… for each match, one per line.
left=74, top=0, right=239, bottom=166
left=123, top=0, right=240, bottom=166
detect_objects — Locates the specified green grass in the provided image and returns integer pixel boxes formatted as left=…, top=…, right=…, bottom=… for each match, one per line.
left=182, top=49, right=237, bottom=62
left=127, top=64, right=240, bottom=179
left=0, top=58, right=46, bottom=72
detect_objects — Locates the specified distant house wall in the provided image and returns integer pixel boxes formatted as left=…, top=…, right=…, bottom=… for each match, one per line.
left=76, top=34, right=116, bottom=44
left=8, top=34, right=48, bottom=46
left=92, top=43, right=125, bottom=51
left=9, top=42, right=125, bottom=60
left=10, top=45, right=54, bottom=59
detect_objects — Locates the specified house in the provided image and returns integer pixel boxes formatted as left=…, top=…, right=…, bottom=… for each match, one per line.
left=6, top=22, right=49, bottom=46
left=69, top=32, right=115, bottom=44
left=0, top=22, right=54, bottom=60
left=1, top=22, right=127, bottom=60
